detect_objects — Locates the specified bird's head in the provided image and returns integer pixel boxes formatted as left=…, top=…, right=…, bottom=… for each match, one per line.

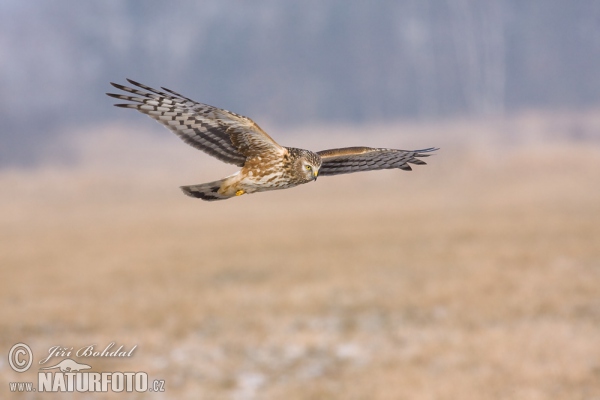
left=296, top=150, right=322, bottom=182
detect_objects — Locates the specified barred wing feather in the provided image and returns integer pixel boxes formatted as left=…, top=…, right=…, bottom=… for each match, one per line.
left=107, top=79, right=283, bottom=166
left=317, top=147, right=438, bottom=176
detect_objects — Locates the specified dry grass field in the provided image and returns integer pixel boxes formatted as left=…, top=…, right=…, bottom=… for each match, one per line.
left=1, top=113, right=600, bottom=399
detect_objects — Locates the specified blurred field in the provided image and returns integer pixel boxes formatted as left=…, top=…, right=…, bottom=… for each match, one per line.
left=1, top=113, right=600, bottom=399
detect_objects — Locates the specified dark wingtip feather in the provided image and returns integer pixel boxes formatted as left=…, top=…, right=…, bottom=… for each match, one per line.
left=161, top=86, right=192, bottom=101
left=126, top=78, right=142, bottom=87
left=106, top=92, right=123, bottom=99
left=414, top=147, right=439, bottom=157
left=109, top=82, right=141, bottom=96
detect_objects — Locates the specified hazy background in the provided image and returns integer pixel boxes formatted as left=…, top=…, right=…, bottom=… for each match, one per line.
left=2, top=0, right=600, bottom=165
left=2, top=1, right=600, bottom=399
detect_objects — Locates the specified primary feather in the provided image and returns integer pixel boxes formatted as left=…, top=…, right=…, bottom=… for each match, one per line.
left=317, top=147, right=437, bottom=176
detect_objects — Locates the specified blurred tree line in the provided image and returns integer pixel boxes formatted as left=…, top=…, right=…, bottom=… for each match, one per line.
left=2, top=0, right=599, bottom=164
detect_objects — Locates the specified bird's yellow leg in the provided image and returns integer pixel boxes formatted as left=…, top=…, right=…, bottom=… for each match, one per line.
left=235, top=189, right=245, bottom=196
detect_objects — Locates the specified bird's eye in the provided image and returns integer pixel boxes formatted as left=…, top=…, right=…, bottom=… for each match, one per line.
left=305, top=165, right=312, bottom=170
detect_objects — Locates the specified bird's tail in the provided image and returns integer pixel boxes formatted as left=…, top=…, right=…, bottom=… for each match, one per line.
left=180, top=179, right=232, bottom=201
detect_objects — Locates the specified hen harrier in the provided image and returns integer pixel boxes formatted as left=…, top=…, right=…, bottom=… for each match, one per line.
left=107, top=79, right=438, bottom=201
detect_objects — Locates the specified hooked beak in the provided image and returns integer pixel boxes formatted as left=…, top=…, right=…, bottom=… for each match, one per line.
left=313, top=170, right=319, bottom=181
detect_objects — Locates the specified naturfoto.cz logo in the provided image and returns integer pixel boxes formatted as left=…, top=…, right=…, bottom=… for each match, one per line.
left=7, top=342, right=165, bottom=393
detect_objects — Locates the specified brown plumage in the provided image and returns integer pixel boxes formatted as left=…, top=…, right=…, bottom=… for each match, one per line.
left=107, top=79, right=438, bottom=201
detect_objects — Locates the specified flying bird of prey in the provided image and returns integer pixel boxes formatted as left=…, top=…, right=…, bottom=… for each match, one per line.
left=107, top=79, right=438, bottom=201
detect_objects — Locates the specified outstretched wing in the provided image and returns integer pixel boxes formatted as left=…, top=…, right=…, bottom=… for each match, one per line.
left=317, top=147, right=438, bottom=176
left=107, top=79, right=284, bottom=166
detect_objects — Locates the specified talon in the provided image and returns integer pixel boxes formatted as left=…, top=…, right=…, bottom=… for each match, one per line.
left=235, top=189, right=245, bottom=196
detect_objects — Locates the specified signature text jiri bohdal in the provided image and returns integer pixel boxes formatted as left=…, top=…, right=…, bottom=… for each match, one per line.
left=39, top=343, right=137, bottom=365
